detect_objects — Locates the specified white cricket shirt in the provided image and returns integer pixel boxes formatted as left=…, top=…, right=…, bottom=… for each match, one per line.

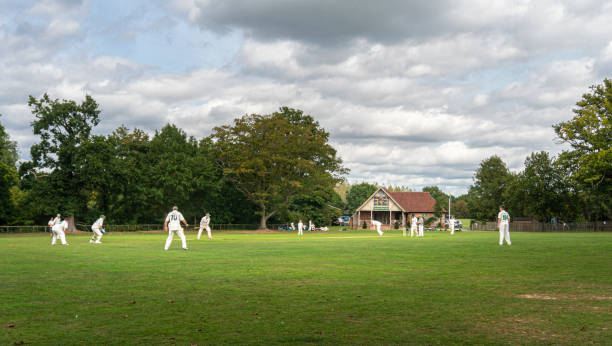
left=166, top=210, right=185, bottom=229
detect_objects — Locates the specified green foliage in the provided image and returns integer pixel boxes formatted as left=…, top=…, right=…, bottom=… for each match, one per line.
left=467, top=156, right=512, bottom=221
left=282, top=188, right=343, bottom=226
left=211, top=107, right=347, bottom=229
left=345, top=182, right=377, bottom=213
left=452, top=199, right=469, bottom=218
left=393, top=220, right=399, bottom=229
left=425, top=216, right=437, bottom=227
left=0, top=114, right=20, bottom=224
left=514, top=152, right=574, bottom=222
left=554, top=78, right=612, bottom=221
left=20, top=93, right=101, bottom=220
left=422, top=186, right=448, bottom=218
left=362, top=220, right=367, bottom=229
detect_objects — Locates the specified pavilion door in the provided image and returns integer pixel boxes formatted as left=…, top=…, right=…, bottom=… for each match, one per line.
left=374, top=212, right=389, bottom=224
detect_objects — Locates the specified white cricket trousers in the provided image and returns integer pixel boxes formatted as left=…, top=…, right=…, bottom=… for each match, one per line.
left=198, top=226, right=211, bottom=240
left=298, top=226, right=303, bottom=235
left=91, top=227, right=103, bottom=241
left=51, top=229, right=67, bottom=245
left=499, top=223, right=511, bottom=245
left=410, top=226, right=416, bottom=237
left=375, top=225, right=383, bottom=236
left=165, top=228, right=187, bottom=250
left=450, top=224, right=455, bottom=235
left=419, top=225, right=424, bottom=237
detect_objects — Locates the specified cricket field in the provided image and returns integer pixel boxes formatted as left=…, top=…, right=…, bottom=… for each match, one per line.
left=2, top=230, right=611, bottom=345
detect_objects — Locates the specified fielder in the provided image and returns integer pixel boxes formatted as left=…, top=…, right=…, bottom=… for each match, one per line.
left=198, top=213, right=212, bottom=240
left=418, top=216, right=424, bottom=237
left=164, top=206, right=189, bottom=251
left=297, top=220, right=304, bottom=236
left=449, top=215, right=455, bottom=235
left=51, top=217, right=69, bottom=246
left=47, top=217, right=55, bottom=237
left=498, top=205, right=511, bottom=246
left=410, top=216, right=418, bottom=237
left=53, top=213, right=61, bottom=226
left=90, top=215, right=105, bottom=243
left=372, top=220, right=383, bottom=236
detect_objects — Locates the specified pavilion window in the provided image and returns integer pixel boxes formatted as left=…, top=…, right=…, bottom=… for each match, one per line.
left=373, top=191, right=389, bottom=207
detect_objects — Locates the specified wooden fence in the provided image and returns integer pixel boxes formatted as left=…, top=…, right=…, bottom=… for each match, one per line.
left=470, top=221, right=612, bottom=232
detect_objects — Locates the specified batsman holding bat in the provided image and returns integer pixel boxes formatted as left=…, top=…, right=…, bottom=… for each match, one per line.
left=198, top=213, right=212, bottom=240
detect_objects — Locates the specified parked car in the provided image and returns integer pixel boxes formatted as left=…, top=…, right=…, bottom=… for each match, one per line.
left=445, top=219, right=463, bottom=230
left=339, top=216, right=350, bottom=226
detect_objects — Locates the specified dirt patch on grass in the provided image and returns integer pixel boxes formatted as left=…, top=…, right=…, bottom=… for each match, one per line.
left=517, top=293, right=612, bottom=301
left=475, top=315, right=563, bottom=343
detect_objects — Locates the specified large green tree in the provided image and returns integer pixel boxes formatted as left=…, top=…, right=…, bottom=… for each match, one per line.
left=0, top=114, right=19, bottom=224
left=345, top=182, right=377, bottom=214
left=518, top=151, right=573, bottom=222
left=211, top=107, right=347, bottom=229
left=467, top=156, right=513, bottom=220
left=554, top=79, right=612, bottom=221
left=19, top=94, right=101, bottom=221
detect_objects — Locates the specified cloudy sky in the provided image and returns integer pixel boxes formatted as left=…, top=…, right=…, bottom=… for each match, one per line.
left=2, top=0, right=611, bottom=195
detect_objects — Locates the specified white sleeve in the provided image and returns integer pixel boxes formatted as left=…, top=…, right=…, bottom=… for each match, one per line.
left=165, top=214, right=171, bottom=222
left=179, top=212, right=185, bottom=221
left=497, top=212, right=502, bottom=219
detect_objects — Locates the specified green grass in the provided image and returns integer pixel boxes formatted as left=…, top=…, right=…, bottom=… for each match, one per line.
left=2, top=230, right=611, bottom=345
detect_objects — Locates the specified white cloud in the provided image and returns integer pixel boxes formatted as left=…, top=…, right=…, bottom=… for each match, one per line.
left=2, top=0, right=612, bottom=194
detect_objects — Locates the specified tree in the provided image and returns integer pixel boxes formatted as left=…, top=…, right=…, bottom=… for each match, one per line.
left=554, top=79, right=612, bottom=221
left=99, top=126, right=152, bottom=223
left=211, top=107, right=347, bottom=229
left=0, top=114, right=19, bottom=224
left=283, top=187, right=343, bottom=226
left=452, top=199, right=469, bottom=218
left=467, top=156, right=512, bottom=220
left=20, top=94, right=101, bottom=221
left=345, top=182, right=377, bottom=213
left=422, top=186, right=448, bottom=218
left=519, top=151, right=572, bottom=222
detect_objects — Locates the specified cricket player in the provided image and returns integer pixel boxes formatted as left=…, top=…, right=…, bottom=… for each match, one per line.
left=164, top=206, right=189, bottom=251
left=51, top=217, right=69, bottom=245
left=290, top=222, right=295, bottom=231
left=52, top=213, right=61, bottom=226
left=418, top=216, right=424, bottom=237
left=198, top=213, right=212, bottom=240
left=47, top=217, right=55, bottom=236
left=498, top=205, right=511, bottom=245
left=372, top=220, right=383, bottom=236
left=309, top=220, right=314, bottom=231
left=297, top=220, right=304, bottom=236
left=410, top=216, right=418, bottom=237
left=90, top=215, right=105, bottom=243
left=449, top=216, right=455, bottom=235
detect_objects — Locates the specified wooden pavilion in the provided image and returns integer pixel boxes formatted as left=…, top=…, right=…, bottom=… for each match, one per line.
left=350, top=187, right=437, bottom=230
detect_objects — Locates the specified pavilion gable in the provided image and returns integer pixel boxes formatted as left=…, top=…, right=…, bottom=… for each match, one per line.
left=356, top=187, right=404, bottom=212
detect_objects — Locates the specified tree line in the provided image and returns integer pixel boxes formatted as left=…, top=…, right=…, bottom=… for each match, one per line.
left=0, top=98, right=345, bottom=228
left=1, top=79, right=610, bottom=226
